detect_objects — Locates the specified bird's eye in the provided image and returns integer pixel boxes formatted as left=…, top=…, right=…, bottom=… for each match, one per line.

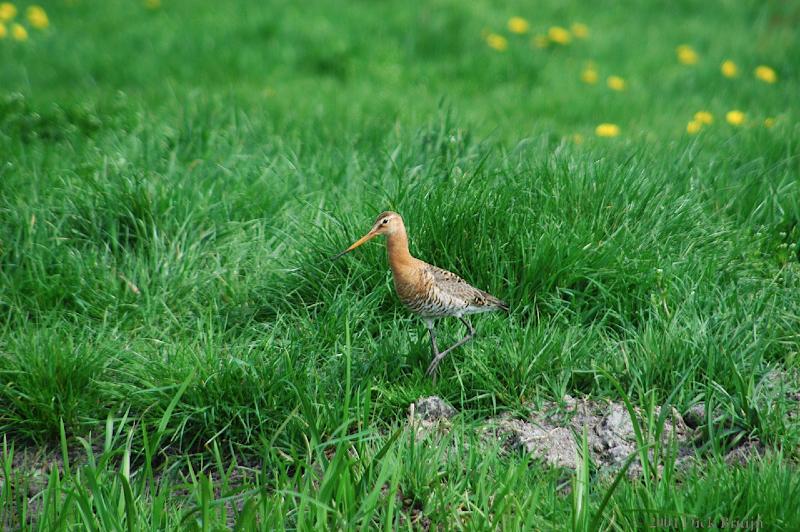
left=382, top=219, right=388, bottom=224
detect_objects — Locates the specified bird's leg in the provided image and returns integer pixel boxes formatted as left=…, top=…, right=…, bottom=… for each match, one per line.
left=423, top=318, right=441, bottom=382
left=459, top=317, right=476, bottom=338
left=424, top=319, right=440, bottom=358
left=425, top=317, right=475, bottom=377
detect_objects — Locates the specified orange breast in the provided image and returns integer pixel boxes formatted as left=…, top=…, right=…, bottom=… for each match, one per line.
left=393, top=267, right=423, bottom=304
left=392, top=264, right=449, bottom=316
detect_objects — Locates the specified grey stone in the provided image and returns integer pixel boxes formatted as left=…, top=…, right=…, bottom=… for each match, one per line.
left=724, top=440, right=764, bottom=466
left=411, top=396, right=456, bottom=421
left=494, top=417, right=579, bottom=469
left=683, top=403, right=706, bottom=429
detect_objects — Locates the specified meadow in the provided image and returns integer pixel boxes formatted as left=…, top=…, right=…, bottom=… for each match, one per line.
left=1, top=0, right=799, bottom=529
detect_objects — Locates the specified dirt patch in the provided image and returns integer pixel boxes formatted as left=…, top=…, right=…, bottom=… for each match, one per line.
left=491, top=416, right=579, bottom=469
left=409, top=387, right=800, bottom=476
left=723, top=440, right=766, bottom=466
left=0, top=436, right=259, bottom=529
left=381, top=483, right=433, bottom=531
left=487, top=395, right=694, bottom=476
left=0, top=438, right=103, bottom=529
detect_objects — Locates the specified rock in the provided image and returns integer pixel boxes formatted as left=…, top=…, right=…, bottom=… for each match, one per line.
left=411, top=396, right=456, bottom=421
left=407, top=396, right=457, bottom=440
left=724, top=440, right=764, bottom=466
left=598, top=403, right=636, bottom=451
left=494, top=416, right=579, bottom=469
left=683, top=403, right=706, bottom=430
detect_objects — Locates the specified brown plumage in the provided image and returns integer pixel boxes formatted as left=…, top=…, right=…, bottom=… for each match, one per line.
left=333, top=211, right=508, bottom=377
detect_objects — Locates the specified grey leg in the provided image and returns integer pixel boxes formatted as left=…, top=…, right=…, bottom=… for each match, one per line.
left=425, top=317, right=475, bottom=377
left=459, top=317, right=475, bottom=337
left=424, top=318, right=440, bottom=358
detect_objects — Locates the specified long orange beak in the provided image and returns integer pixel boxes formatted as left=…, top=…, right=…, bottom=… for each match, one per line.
left=331, top=230, right=378, bottom=260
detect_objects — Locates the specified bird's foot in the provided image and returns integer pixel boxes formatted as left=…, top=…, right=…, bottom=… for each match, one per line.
left=426, top=357, right=443, bottom=379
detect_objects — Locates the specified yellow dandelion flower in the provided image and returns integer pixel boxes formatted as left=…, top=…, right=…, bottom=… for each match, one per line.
left=754, top=65, right=777, bottom=84
left=532, top=34, right=549, bottom=48
left=726, top=110, right=745, bottom=125
left=607, top=75, right=626, bottom=91
left=0, top=2, right=16, bottom=22
left=507, top=17, right=529, bottom=34
left=571, top=23, right=589, bottom=39
left=721, top=60, right=738, bottom=78
left=485, top=33, right=508, bottom=52
left=10, top=22, right=26, bottom=40
left=686, top=120, right=702, bottom=134
left=0, top=22, right=6, bottom=38
left=676, top=44, right=698, bottom=65
left=764, top=117, right=775, bottom=128
left=26, top=5, right=47, bottom=29
left=572, top=134, right=584, bottom=145
left=595, top=123, right=620, bottom=137
left=145, top=0, right=161, bottom=9
left=548, top=26, right=571, bottom=45
left=581, top=67, right=598, bottom=84
left=694, top=111, right=713, bottom=125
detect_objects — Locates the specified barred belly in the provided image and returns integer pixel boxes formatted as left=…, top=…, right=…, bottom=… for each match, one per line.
left=399, top=288, right=462, bottom=318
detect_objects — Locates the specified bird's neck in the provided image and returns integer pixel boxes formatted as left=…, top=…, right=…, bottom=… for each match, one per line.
left=386, top=226, right=414, bottom=271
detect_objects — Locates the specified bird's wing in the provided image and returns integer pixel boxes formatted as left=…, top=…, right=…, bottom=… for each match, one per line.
left=424, top=263, right=508, bottom=311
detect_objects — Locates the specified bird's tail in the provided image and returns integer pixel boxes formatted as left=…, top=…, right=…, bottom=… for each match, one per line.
left=492, top=296, right=510, bottom=312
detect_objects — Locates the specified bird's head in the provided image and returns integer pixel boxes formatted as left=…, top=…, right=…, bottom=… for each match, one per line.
left=332, top=211, right=403, bottom=260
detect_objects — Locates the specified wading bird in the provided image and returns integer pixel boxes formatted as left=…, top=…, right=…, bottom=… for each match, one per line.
left=332, top=211, right=509, bottom=377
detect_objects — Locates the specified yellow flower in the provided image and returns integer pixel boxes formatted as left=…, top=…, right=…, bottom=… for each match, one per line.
left=686, top=120, right=702, bottom=134
left=10, top=22, right=25, bottom=40
left=694, top=111, right=713, bottom=125
left=754, top=65, right=777, bottom=84
left=721, top=60, right=738, bottom=78
left=726, top=110, right=745, bottom=125
left=0, top=2, right=16, bottom=22
left=532, top=34, right=549, bottom=48
left=764, top=117, right=775, bottom=128
left=26, top=5, right=47, bottom=29
left=595, top=123, right=620, bottom=137
left=676, top=44, right=698, bottom=65
left=571, top=23, right=589, bottom=39
left=145, top=0, right=161, bottom=8
left=607, top=75, right=626, bottom=91
left=485, top=33, right=508, bottom=52
left=0, top=22, right=6, bottom=38
left=581, top=67, right=598, bottom=84
left=548, top=26, right=571, bottom=45
left=572, top=134, right=584, bottom=144
left=507, top=17, right=529, bottom=34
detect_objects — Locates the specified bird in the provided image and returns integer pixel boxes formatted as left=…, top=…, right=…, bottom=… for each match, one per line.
left=332, top=211, right=509, bottom=377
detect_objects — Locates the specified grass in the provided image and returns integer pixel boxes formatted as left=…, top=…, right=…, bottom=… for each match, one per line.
left=1, top=0, right=799, bottom=529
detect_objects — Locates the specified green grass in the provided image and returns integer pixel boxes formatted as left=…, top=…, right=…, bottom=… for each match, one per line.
left=1, top=0, right=799, bottom=529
